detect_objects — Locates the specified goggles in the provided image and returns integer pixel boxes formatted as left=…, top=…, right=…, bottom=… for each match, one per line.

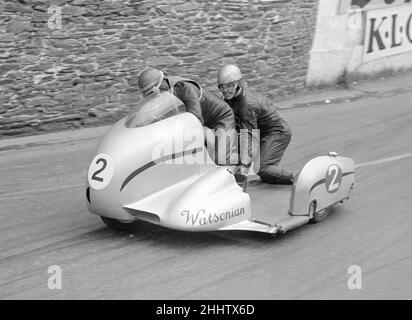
left=218, top=81, right=238, bottom=92
left=142, top=71, right=165, bottom=96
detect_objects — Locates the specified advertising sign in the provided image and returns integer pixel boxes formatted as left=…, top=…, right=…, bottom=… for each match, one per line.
left=350, top=0, right=412, bottom=11
left=363, top=5, right=412, bottom=61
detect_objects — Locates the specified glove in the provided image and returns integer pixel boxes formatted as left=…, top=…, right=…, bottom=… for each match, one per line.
left=234, top=164, right=250, bottom=176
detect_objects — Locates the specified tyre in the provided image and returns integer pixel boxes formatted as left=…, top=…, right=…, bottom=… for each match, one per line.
left=101, top=216, right=139, bottom=231
left=309, top=200, right=330, bottom=223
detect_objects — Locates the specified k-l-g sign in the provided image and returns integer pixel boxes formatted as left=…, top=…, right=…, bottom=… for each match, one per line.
left=340, top=0, right=412, bottom=14
left=351, top=0, right=411, bottom=10
left=364, top=6, right=412, bottom=61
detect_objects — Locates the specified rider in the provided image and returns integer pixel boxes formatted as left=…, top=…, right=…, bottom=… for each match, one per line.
left=216, top=64, right=294, bottom=184
left=138, top=68, right=236, bottom=165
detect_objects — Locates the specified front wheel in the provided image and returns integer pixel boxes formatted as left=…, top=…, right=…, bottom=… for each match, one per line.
left=309, top=200, right=330, bottom=223
left=101, top=216, right=139, bottom=231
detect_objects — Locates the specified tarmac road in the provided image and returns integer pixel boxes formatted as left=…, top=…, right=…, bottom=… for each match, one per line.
left=0, top=87, right=411, bottom=300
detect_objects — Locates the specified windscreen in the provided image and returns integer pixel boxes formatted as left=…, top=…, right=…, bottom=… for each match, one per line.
left=125, top=91, right=186, bottom=128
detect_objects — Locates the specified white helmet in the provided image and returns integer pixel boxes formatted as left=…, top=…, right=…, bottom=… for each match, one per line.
left=217, top=64, right=243, bottom=85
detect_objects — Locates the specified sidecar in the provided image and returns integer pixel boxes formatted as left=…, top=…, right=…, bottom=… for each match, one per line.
left=86, top=91, right=355, bottom=234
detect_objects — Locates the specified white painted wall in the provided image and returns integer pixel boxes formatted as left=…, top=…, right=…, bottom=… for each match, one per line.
left=307, top=0, right=412, bottom=87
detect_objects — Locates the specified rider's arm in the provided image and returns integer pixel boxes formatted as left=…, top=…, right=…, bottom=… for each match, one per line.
left=173, top=81, right=204, bottom=125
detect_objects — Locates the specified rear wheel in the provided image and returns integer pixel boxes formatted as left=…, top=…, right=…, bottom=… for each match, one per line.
left=101, top=216, right=139, bottom=231
left=309, top=200, right=330, bottom=223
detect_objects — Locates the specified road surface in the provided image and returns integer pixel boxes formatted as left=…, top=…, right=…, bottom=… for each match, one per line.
left=0, top=90, right=411, bottom=299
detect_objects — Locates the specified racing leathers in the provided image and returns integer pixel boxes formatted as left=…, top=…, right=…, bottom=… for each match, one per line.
left=224, top=87, right=294, bottom=184
left=166, top=76, right=236, bottom=165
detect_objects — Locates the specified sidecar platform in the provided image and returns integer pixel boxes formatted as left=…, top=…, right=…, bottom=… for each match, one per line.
left=219, top=176, right=310, bottom=234
left=248, top=180, right=291, bottom=223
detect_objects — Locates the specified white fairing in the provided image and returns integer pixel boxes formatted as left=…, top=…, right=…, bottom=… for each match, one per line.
left=87, top=113, right=217, bottom=217
left=86, top=91, right=250, bottom=231
left=290, top=155, right=355, bottom=217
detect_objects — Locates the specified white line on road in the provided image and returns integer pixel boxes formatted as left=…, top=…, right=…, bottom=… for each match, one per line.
left=355, top=153, right=412, bottom=168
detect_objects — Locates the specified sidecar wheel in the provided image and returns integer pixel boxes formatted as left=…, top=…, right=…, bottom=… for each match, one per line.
left=101, top=217, right=139, bottom=231
left=309, top=200, right=330, bottom=223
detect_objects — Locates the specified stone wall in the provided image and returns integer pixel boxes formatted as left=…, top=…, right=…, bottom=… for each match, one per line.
left=0, top=0, right=318, bottom=137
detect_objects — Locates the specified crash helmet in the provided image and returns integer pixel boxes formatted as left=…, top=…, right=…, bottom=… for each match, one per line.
left=217, top=64, right=243, bottom=99
left=138, top=68, right=165, bottom=96
left=217, top=64, right=243, bottom=85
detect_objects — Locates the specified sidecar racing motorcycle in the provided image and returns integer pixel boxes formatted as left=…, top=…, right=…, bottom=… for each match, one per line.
left=86, top=91, right=355, bottom=234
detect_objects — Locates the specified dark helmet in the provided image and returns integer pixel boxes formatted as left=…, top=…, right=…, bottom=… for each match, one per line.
left=138, top=68, right=165, bottom=96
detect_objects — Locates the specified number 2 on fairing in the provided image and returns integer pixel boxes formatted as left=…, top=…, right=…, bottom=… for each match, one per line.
left=88, top=154, right=114, bottom=190
left=326, top=164, right=342, bottom=193
left=91, top=158, right=107, bottom=182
